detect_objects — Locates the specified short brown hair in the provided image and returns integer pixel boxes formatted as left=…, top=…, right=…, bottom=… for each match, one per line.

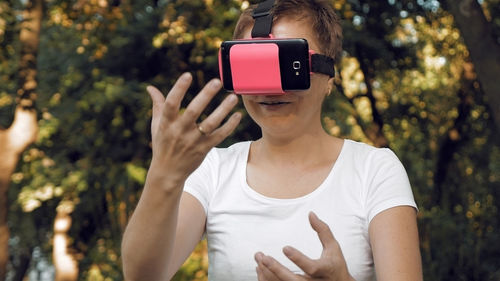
left=233, top=0, right=343, bottom=61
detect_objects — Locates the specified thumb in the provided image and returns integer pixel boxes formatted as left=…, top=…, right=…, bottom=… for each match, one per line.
left=309, top=212, right=337, bottom=250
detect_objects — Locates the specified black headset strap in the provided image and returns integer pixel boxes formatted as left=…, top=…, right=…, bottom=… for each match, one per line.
left=311, top=54, right=335, bottom=77
left=251, top=0, right=335, bottom=77
left=251, top=0, right=275, bottom=38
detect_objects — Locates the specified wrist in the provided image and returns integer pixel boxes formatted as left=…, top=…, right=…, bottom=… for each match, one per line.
left=146, top=161, right=187, bottom=195
left=336, top=267, right=355, bottom=281
left=343, top=273, right=355, bottom=281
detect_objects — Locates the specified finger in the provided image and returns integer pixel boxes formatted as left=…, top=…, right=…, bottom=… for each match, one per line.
left=283, top=246, right=322, bottom=277
left=260, top=254, right=299, bottom=281
left=255, top=252, right=264, bottom=264
left=256, top=266, right=266, bottom=281
left=204, top=111, right=242, bottom=147
left=258, top=262, right=282, bottom=281
left=163, top=72, right=193, bottom=121
left=255, top=252, right=278, bottom=281
left=180, top=78, right=222, bottom=124
left=197, top=93, right=239, bottom=134
left=146, top=85, right=165, bottom=117
left=309, top=212, right=337, bottom=250
left=259, top=264, right=282, bottom=281
left=255, top=252, right=270, bottom=281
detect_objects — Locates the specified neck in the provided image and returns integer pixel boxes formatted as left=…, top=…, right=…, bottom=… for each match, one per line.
left=251, top=129, right=341, bottom=167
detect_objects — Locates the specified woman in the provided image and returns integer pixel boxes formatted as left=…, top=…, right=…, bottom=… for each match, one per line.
left=121, top=1, right=423, bottom=280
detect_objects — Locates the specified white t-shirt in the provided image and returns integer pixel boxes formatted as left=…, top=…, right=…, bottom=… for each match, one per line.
left=184, top=139, right=417, bottom=281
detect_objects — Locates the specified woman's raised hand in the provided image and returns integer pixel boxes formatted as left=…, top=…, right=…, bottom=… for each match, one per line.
left=255, top=212, right=355, bottom=281
left=147, top=72, right=241, bottom=189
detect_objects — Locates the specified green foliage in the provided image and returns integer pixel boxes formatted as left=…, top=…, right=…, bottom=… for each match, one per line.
left=0, top=0, right=499, bottom=280
left=172, top=240, right=209, bottom=281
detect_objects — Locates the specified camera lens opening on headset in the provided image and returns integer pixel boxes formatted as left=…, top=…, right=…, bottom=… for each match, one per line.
left=293, top=61, right=301, bottom=70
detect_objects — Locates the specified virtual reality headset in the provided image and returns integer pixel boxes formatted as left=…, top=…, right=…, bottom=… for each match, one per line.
left=218, top=0, right=335, bottom=95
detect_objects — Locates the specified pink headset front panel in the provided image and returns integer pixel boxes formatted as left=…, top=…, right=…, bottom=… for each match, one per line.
left=308, top=49, right=314, bottom=75
left=229, top=43, right=284, bottom=95
left=218, top=48, right=224, bottom=82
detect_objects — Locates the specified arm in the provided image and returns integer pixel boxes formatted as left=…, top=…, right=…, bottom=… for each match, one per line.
left=121, top=174, right=203, bottom=280
left=121, top=73, right=241, bottom=281
left=167, top=192, right=207, bottom=276
left=369, top=206, right=423, bottom=281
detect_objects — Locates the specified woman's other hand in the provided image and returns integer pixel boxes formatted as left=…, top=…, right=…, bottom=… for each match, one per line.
left=255, top=212, right=355, bottom=281
left=147, top=73, right=241, bottom=190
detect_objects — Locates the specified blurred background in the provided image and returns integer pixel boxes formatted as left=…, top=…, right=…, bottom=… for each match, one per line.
left=0, top=0, right=499, bottom=280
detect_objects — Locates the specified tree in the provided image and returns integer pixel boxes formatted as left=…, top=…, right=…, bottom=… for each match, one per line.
left=0, top=0, right=498, bottom=280
left=0, top=0, right=42, bottom=279
left=442, top=0, right=500, bottom=132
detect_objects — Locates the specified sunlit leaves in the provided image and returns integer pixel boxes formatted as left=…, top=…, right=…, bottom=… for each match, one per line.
left=173, top=240, right=209, bottom=281
left=125, top=163, right=146, bottom=185
left=1, top=0, right=499, bottom=280
left=0, top=3, right=8, bottom=39
left=322, top=3, right=499, bottom=278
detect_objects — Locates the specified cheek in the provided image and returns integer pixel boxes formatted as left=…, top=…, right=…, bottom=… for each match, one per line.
left=242, top=97, right=257, bottom=116
left=309, top=76, right=330, bottom=97
left=242, top=97, right=252, bottom=109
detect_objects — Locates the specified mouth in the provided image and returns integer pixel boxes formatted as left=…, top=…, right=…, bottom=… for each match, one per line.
left=258, top=101, right=291, bottom=106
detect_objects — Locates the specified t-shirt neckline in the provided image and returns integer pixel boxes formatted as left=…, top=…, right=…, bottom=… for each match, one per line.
left=239, top=139, right=349, bottom=204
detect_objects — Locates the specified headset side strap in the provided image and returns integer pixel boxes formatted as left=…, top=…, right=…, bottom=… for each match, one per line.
left=311, top=53, right=335, bottom=77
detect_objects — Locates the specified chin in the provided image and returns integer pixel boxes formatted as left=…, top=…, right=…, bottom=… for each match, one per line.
left=258, top=118, right=300, bottom=136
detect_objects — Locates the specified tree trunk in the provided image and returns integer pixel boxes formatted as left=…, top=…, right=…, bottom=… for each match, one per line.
left=444, top=0, right=500, bottom=132
left=345, top=44, right=390, bottom=148
left=0, top=0, right=43, bottom=279
left=356, top=54, right=389, bottom=148
left=432, top=62, right=476, bottom=208
left=53, top=207, right=78, bottom=281
left=12, top=246, right=32, bottom=281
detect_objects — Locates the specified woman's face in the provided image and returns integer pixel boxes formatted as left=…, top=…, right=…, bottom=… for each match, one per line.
left=240, top=16, right=333, bottom=139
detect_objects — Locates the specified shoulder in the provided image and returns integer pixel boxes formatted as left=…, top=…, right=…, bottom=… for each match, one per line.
left=200, top=141, right=251, bottom=172
left=342, top=141, right=416, bottom=222
left=343, top=139, right=402, bottom=167
left=214, top=141, right=251, bottom=155
left=211, top=141, right=251, bottom=163
left=341, top=140, right=409, bottom=189
left=184, top=141, right=251, bottom=211
left=187, top=141, right=250, bottom=180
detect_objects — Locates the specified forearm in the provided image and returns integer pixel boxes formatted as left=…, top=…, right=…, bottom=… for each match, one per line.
left=121, top=166, right=184, bottom=281
left=121, top=73, right=239, bottom=280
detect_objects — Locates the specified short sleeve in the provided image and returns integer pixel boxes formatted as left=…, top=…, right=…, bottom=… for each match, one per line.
left=183, top=148, right=219, bottom=215
left=364, top=148, right=417, bottom=223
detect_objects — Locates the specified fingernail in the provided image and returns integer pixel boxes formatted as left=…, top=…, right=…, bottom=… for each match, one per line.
left=261, top=255, right=271, bottom=266
left=309, top=211, right=318, bottom=219
left=181, top=72, right=192, bottom=80
left=234, top=111, right=243, bottom=120
left=228, top=94, right=238, bottom=103
left=254, top=252, right=263, bottom=262
left=211, top=79, right=221, bottom=88
left=146, top=85, right=157, bottom=96
left=283, top=246, right=292, bottom=256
